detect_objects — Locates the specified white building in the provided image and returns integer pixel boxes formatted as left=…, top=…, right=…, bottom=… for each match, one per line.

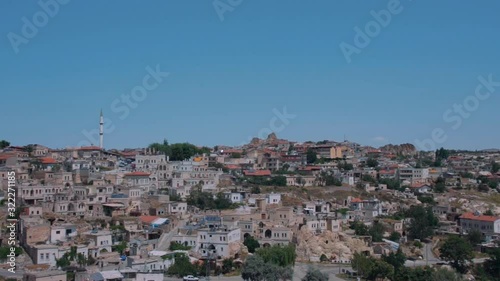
left=197, top=227, right=241, bottom=259
left=224, top=192, right=244, bottom=204
left=50, top=224, right=77, bottom=243
left=398, top=168, right=429, bottom=182
left=266, top=193, right=281, bottom=205
left=86, top=229, right=113, bottom=258
left=459, top=212, right=500, bottom=236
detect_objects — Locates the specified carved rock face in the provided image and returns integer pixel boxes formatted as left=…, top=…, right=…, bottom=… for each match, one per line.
left=295, top=229, right=370, bottom=262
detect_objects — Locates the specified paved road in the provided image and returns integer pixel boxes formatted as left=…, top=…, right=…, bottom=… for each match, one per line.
left=406, top=243, right=488, bottom=268
left=164, top=263, right=352, bottom=281
left=158, top=218, right=187, bottom=251
left=293, top=263, right=353, bottom=281
left=0, top=268, right=24, bottom=279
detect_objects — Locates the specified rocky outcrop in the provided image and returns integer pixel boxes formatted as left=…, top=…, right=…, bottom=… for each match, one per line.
left=267, top=133, right=277, bottom=141
left=250, top=137, right=261, bottom=146
left=380, top=143, right=417, bottom=155
left=295, top=228, right=370, bottom=262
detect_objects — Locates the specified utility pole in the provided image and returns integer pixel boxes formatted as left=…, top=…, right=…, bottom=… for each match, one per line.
left=338, top=249, right=342, bottom=274
left=206, top=255, right=210, bottom=281
left=425, top=243, right=428, bottom=266
left=356, top=258, right=360, bottom=281
left=206, top=253, right=214, bottom=281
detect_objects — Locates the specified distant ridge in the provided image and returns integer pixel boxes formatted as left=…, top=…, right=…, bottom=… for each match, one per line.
left=480, top=148, right=500, bottom=152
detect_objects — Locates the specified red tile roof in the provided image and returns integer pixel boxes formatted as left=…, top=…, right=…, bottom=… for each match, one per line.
left=225, top=165, right=240, bottom=170
left=120, top=151, right=137, bottom=157
left=243, top=170, right=272, bottom=176
left=351, top=198, right=363, bottom=203
left=41, top=157, right=58, bottom=164
left=0, top=153, right=15, bottom=161
left=124, top=172, right=150, bottom=177
left=460, top=212, right=499, bottom=223
left=139, top=216, right=159, bottom=224
left=79, top=146, right=102, bottom=151
left=300, top=166, right=321, bottom=171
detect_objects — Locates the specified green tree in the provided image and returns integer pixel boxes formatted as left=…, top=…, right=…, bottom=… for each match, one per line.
left=351, top=252, right=374, bottom=279
left=466, top=229, right=484, bottom=245
left=169, top=193, right=183, bottom=202
left=0, top=247, right=22, bottom=260
left=435, top=148, right=450, bottom=160
left=241, top=255, right=266, bottom=281
left=362, top=174, right=377, bottom=184
left=187, top=188, right=237, bottom=210
left=269, top=176, right=287, bottom=187
left=306, top=149, right=317, bottom=164
left=406, top=206, right=438, bottom=240
left=251, top=186, right=261, bottom=194
left=149, top=140, right=209, bottom=161
left=388, top=231, right=402, bottom=242
left=368, top=260, right=394, bottom=280
left=76, top=253, right=87, bottom=268
left=243, top=236, right=260, bottom=253
left=0, top=140, right=10, bottom=149
left=430, top=267, right=465, bottom=281
left=439, top=236, right=474, bottom=274
left=302, top=267, right=328, bottom=281
left=434, top=177, right=446, bottom=193
left=418, top=195, right=436, bottom=205
left=167, top=254, right=199, bottom=277
left=379, top=178, right=401, bottom=190
left=382, top=248, right=406, bottom=272
left=114, top=241, right=128, bottom=254
left=484, top=209, right=495, bottom=216
left=338, top=161, right=353, bottom=171
left=222, top=258, right=234, bottom=274
left=350, top=221, right=369, bottom=236
left=483, top=248, right=500, bottom=280
left=367, top=158, right=379, bottom=168
left=491, top=161, right=500, bottom=173
left=368, top=221, right=385, bottom=242
left=56, top=253, right=71, bottom=268
left=256, top=244, right=296, bottom=267
left=169, top=242, right=191, bottom=251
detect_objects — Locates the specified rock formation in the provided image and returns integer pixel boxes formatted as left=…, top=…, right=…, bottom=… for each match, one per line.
left=379, top=143, right=417, bottom=155
left=295, top=228, right=370, bottom=262
left=267, top=133, right=277, bottom=141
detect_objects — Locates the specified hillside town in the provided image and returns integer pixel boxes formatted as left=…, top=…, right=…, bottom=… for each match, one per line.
left=0, top=130, right=499, bottom=281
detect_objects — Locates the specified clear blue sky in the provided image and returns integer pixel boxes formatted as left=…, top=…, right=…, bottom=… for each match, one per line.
left=1, top=0, right=500, bottom=150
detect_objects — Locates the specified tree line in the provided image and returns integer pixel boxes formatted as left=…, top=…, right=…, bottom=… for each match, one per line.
left=149, top=139, right=211, bottom=161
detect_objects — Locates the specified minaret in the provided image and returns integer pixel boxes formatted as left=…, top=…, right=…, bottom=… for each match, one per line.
left=99, top=109, right=104, bottom=149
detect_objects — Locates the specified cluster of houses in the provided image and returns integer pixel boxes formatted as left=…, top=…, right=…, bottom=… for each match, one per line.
left=0, top=138, right=499, bottom=281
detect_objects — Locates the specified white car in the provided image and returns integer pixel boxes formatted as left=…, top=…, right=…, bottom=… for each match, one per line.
left=183, top=275, right=199, bottom=281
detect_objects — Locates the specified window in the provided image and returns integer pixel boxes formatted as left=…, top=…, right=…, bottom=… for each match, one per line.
left=56, top=231, right=60, bottom=234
